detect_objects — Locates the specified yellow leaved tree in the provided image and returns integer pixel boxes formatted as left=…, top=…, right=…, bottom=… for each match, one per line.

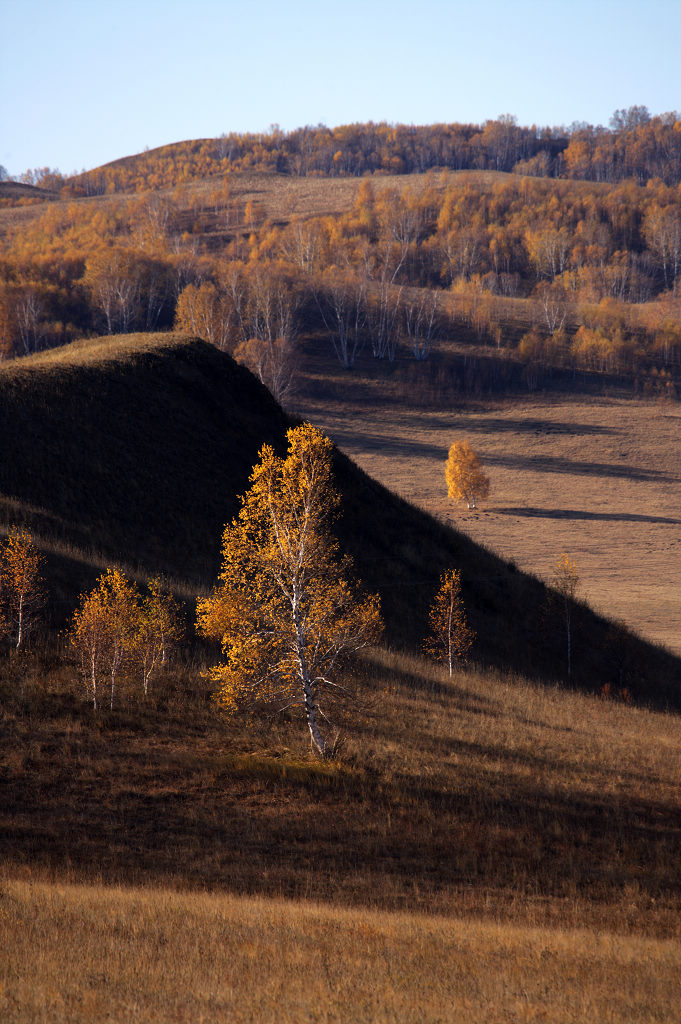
left=0, top=527, right=46, bottom=651
left=136, top=576, right=182, bottom=697
left=423, top=569, right=475, bottom=676
left=197, top=423, right=383, bottom=758
left=445, top=441, right=490, bottom=510
left=71, top=567, right=139, bottom=710
left=551, top=552, right=580, bottom=679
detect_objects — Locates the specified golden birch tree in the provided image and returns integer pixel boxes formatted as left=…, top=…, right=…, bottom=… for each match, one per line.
left=197, top=423, right=383, bottom=758
left=71, top=587, right=110, bottom=710
left=0, top=527, right=46, bottom=651
left=70, top=568, right=139, bottom=710
left=551, top=553, right=580, bottom=679
left=135, top=576, right=181, bottom=696
left=423, top=569, right=475, bottom=676
left=445, top=441, right=490, bottom=510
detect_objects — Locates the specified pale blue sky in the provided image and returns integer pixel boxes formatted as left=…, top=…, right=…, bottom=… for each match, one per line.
left=1, top=0, right=680, bottom=177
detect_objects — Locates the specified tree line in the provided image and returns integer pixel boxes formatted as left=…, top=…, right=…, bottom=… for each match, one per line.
left=7, top=108, right=679, bottom=198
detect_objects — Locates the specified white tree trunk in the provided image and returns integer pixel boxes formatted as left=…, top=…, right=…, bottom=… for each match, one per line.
left=292, top=588, right=328, bottom=757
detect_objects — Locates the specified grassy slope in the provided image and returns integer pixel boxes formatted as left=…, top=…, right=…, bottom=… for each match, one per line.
left=1, top=332, right=680, bottom=1020
left=1, top=649, right=680, bottom=936
left=0, top=333, right=290, bottom=608
left=0, top=331, right=679, bottom=703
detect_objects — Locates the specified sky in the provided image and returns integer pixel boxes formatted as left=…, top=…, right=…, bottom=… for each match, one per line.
left=1, top=0, right=680, bottom=178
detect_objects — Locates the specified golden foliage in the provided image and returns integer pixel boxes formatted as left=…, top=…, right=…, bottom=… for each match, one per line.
left=197, top=422, right=382, bottom=756
left=71, top=569, right=182, bottom=708
left=552, top=552, right=580, bottom=602
left=70, top=568, right=138, bottom=709
left=445, top=441, right=490, bottom=510
left=0, top=526, right=46, bottom=650
left=135, top=576, right=182, bottom=696
left=423, top=568, right=475, bottom=674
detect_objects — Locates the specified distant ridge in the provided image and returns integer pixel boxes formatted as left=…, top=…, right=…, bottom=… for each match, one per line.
left=0, top=332, right=678, bottom=705
left=0, top=180, right=58, bottom=202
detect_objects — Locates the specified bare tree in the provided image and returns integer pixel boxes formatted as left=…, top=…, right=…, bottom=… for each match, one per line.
left=403, top=289, right=439, bottom=360
left=316, top=271, right=367, bottom=369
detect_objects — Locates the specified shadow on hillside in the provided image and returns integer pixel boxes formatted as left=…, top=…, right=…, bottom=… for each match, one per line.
left=3, top=714, right=679, bottom=920
left=323, top=429, right=446, bottom=461
left=494, top=506, right=681, bottom=525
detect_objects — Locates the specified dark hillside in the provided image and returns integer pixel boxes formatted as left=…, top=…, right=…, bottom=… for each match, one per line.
left=0, top=332, right=678, bottom=705
left=0, top=334, right=290, bottom=591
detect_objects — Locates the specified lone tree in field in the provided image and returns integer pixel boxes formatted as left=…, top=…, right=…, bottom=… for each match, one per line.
left=551, top=552, right=580, bottom=679
left=423, top=568, right=475, bottom=676
left=445, top=441, right=490, bottom=510
left=0, top=527, right=46, bottom=650
left=196, top=422, right=383, bottom=758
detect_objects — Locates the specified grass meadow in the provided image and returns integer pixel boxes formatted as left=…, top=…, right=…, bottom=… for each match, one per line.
left=2, top=643, right=680, bottom=1021
left=294, top=342, right=681, bottom=656
left=2, top=878, right=680, bottom=1024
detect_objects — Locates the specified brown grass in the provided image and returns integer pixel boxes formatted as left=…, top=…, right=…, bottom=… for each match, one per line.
left=2, top=878, right=679, bottom=1023
left=0, top=167, right=492, bottom=242
left=2, top=597, right=680, bottom=1019
left=2, top=648, right=680, bottom=937
left=293, top=347, right=681, bottom=654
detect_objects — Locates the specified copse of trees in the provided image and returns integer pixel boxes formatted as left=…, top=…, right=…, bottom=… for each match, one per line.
left=0, top=527, right=183, bottom=707
left=39, top=109, right=680, bottom=197
left=70, top=568, right=181, bottom=710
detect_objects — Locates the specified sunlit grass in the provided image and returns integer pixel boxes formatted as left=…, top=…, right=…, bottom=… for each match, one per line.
left=1, top=879, right=679, bottom=1024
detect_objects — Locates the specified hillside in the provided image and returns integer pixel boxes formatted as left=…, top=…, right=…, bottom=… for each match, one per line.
left=0, top=331, right=679, bottom=705
left=1, top=331, right=680, bottom=1021
left=2, top=152, right=680, bottom=398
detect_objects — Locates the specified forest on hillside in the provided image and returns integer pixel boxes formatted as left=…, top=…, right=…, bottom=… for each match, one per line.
left=10, top=107, right=681, bottom=194
left=1, top=108, right=680, bottom=398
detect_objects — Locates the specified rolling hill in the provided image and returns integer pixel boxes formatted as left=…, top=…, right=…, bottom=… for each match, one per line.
left=0, top=331, right=678, bottom=706
left=1, top=332, right=680, bottom=1023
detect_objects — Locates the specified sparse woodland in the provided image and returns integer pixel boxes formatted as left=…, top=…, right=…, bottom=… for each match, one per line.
left=0, top=111, right=680, bottom=401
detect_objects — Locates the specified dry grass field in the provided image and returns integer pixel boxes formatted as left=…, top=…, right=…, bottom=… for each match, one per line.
left=295, top=352, right=681, bottom=655
left=1, top=645, right=681, bottom=1021
left=1, top=339, right=680, bottom=1018
left=2, top=878, right=680, bottom=1024
left=2, top=165, right=680, bottom=1021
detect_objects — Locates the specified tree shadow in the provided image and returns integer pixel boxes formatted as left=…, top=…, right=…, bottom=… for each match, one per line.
left=438, top=416, right=619, bottom=437
left=494, top=506, right=681, bottom=525
left=485, top=452, right=677, bottom=482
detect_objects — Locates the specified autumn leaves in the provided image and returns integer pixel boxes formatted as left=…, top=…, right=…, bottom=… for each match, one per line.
left=71, top=571, right=181, bottom=711
left=0, top=429, right=476, bottom=756
left=0, top=528, right=181, bottom=712
left=0, top=527, right=46, bottom=651
left=195, top=424, right=481, bottom=755
left=196, top=423, right=383, bottom=758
